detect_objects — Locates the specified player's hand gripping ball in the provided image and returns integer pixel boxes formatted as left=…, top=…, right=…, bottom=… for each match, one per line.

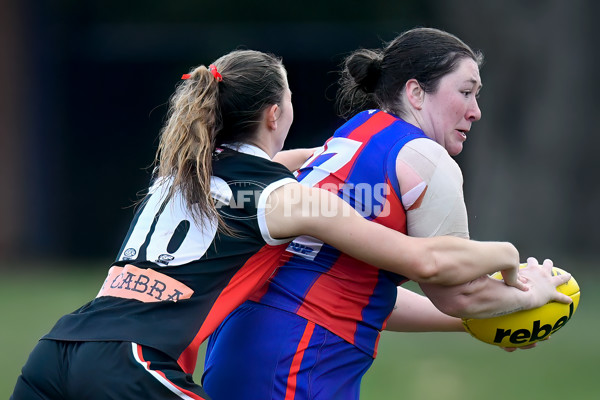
left=462, top=264, right=580, bottom=347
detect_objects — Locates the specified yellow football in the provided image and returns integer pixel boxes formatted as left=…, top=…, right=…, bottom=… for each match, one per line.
left=462, top=265, right=580, bottom=347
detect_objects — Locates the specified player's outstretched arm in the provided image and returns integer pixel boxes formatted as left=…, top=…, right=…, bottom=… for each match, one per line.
left=419, top=258, right=573, bottom=319
left=385, top=286, right=464, bottom=332
left=265, top=183, right=521, bottom=286
left=386, top=286, right=547, bottom=353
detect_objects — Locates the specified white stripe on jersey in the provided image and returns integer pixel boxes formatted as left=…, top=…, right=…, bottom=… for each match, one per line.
left=130, top=342, right=198, bottom=400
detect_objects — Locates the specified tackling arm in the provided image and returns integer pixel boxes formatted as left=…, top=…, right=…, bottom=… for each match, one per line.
left=264, top=182, right=521, bottom=286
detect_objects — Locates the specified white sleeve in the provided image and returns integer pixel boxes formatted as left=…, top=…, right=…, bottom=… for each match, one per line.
left=256, top=177, right=298, bottom=245
left=396, top=138, right=469, bottom=239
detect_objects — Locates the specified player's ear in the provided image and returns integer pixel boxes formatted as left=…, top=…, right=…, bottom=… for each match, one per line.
left=265, top=104, right=279, bottom=131
left=405, top=79, right=424, bottom=110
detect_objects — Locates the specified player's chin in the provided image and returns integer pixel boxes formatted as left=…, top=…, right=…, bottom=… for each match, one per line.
left=446, top=143, right=464, bottom=157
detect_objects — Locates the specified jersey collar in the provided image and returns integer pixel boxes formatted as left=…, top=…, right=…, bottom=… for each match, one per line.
left=221, top=143, right=271, bottom=160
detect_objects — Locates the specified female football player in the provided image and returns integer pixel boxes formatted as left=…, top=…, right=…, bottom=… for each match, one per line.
left=202, top=29, right=572, bottom=400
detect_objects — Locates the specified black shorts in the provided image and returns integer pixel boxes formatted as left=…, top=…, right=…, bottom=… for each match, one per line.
left=11, top=339, right=210, bottom=400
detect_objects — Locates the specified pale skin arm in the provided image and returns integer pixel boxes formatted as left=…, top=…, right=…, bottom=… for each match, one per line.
left=387, top=282, right=552, bottom=353
left=385, top=286, right=464, bottom=332
left=394, top=141, right=571, bottom=318
left=419, top=257, right=572, bottom=319
left=272, top=148, right=318, bottom=171
left=264, top=182, right=521, bottom=286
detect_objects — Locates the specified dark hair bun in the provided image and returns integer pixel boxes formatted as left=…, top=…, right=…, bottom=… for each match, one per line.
left=345, top=49, right=382, bottom=93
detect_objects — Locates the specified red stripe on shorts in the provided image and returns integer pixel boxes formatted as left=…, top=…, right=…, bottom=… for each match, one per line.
left=284, top=321, right=316, bottom=400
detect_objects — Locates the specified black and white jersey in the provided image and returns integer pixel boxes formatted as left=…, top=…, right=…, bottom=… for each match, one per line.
left=44, top=145, right=296, bottom=374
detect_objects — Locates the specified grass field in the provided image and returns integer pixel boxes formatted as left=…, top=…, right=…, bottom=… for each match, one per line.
left=1, top=259, right=597, bottom=399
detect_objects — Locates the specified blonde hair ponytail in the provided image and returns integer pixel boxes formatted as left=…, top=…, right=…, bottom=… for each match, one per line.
left=155, top=65, right=222, bottom=227
left=151, top=50, right=287, bottom=233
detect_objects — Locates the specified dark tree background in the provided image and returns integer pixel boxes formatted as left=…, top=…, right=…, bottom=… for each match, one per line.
left=1, top=0, right=598, bottom=268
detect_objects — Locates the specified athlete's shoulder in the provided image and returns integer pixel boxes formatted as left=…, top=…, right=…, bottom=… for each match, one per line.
left=400, top=138, right=459, bottom=169
left=333, top=109, right=388, bottom=136
left=213, top=148, right=294, bottom=184
left=397, top=137, right=463, bottom=190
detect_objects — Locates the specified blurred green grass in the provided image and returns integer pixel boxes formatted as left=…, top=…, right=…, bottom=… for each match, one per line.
left=1, top=260, right=597, bottom=399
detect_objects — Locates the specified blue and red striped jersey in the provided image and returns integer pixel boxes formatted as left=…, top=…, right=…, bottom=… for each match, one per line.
left=250, top=110, right=430, bottom=357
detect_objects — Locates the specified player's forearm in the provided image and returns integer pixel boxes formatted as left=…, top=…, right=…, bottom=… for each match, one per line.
left=420, top=258, right=573, bottom=319
left=426, top=238, right=520, bottom=284
left=294, top=209, right=519, bottom=285
left=385, top=287, right=465, bottom=332
left=311, top=219, right=519, bottom=286
left=420, top=277, right=535, bottom=319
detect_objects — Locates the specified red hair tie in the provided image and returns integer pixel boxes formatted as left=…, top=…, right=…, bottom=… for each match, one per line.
left=181, top=74, right=191, bottom=80
left=209, top=64, right=223, bottom=82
